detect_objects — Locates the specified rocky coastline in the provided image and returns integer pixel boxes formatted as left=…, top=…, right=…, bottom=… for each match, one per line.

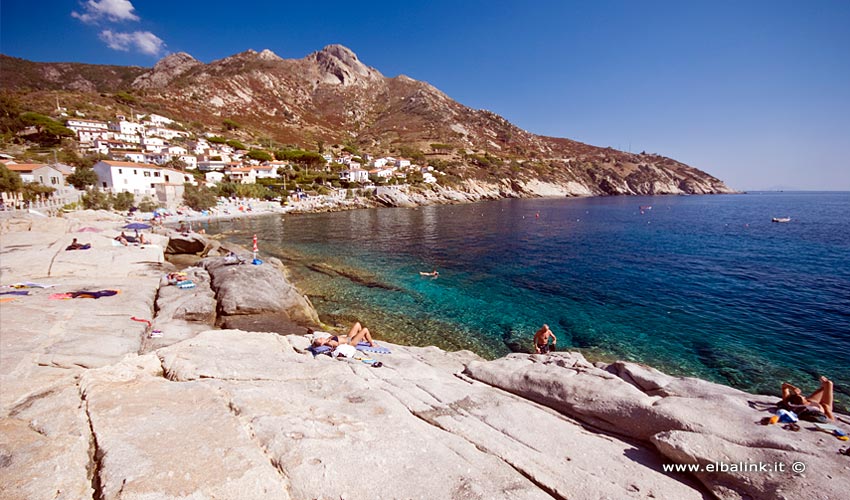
left=1, top=210, right=847, bottom=500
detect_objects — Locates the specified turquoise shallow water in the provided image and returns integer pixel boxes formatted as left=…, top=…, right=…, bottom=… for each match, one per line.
left=205, top=192, right=850, bottom=410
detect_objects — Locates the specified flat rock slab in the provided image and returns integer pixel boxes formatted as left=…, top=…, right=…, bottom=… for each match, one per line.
left=157, top=330, right=310, bottom=382
left=465, top=352, right=850, bottom=500
left=80, top=358, right=291, bottom=499
left=0, top=382, right=94, bottom=500
left=0, top=276, right=159, bottom=409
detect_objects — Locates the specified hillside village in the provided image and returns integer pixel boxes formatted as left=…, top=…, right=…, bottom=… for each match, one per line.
left=1, top=110, right=441, bottom=211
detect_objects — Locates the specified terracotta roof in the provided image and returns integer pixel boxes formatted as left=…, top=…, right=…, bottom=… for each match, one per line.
left=6, top=163, right=47, bottom=171
left=100, top=160, right=158, bottom=168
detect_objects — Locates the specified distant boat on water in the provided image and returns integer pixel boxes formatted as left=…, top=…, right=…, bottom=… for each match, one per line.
left=772, top=217, right=791, bottom=223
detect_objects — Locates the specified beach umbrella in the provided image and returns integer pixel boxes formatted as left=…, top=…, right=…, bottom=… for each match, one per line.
left=123, top=222, right=152, bottom=230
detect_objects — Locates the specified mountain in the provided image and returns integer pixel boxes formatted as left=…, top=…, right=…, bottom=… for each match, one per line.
left=0, top=47, right=734, bottom=196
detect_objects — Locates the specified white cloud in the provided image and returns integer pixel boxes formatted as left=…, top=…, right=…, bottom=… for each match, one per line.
left=99, top=30, right=166, bottom=57
left=72, top=0, right=140, bottom=23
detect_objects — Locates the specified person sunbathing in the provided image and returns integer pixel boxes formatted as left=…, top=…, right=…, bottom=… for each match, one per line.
left=114, top=232, right=129, bottom=246
left=65, top=238, right=89, bottom=250
left=780, top=376, right=835, bottom=422
left=310, top=322, right=379, bottom=349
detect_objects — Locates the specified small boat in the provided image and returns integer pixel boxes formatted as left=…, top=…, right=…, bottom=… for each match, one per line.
left=419, top=271, right=439, bottom=277
left=772, top=217, right=791, bottom=223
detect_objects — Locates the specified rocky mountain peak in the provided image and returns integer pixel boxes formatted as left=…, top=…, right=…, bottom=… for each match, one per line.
left=307, top=44, right=383, bottom=86
left=133, top=52, right=201, bottom=89
left=258, top=49, right=282, bottom=61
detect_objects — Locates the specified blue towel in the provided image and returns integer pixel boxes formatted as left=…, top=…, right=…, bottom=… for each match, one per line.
left=356, top=341, right=391, bottom=354
left=307, top=345, right=332, bottom=357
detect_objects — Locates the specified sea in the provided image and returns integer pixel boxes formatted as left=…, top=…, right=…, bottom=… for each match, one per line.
left=203, top=192, right=850, bottom=410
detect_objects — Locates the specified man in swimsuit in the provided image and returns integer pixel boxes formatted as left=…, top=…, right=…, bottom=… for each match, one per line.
left=781, top=376, right=835, bottom=422
left=311, top=322, right=379, bottom=349
left=533, top=324, right=557, bottom=354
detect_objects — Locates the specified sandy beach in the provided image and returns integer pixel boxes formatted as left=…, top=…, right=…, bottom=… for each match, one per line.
left=1, top=209, right=848, bottom=500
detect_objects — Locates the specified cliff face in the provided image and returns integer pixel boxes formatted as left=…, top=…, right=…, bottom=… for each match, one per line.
left=1, top=46, right=735, bottom=195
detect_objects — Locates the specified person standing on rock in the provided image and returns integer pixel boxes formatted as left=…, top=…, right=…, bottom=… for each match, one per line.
left=533, top=324, right=557, bottom=354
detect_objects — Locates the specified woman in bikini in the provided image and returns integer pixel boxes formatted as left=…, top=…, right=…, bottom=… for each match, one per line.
left=311, top=322, right=379, bottom=349
left=781, top=376, right=835, bottom=422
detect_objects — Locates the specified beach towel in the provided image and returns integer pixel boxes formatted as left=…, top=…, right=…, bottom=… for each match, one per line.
left=0, top=291, right=30, bottom=296
left=7, top=282, right=56, bottom=289
left=307, top=345, right=332, bottom=357
left=0, top=297, right=16, bottom=303
left=50, top=290, right=120, bottom=300
left=356, top=341, right=391, bottom=354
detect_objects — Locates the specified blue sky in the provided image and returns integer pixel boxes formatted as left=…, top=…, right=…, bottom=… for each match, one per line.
left=2, top=1, right=849, bottom=190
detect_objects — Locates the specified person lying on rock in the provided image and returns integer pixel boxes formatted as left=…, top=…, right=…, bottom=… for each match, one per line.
left=780, top=376, right=835, bottom=422
left=65, top=238, right=90, bottom=250
left=310, top=322, right=379, bottom=349
left=533, top=324, right=557, bottom=354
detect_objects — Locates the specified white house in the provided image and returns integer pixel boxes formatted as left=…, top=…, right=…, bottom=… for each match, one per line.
left=371, top=158, right=389, bottom=168
left=395, top=158, right=412, bottom=169
left=5, top=164, right=64, bottom=188
left=369, top=167, right=394, bottom=180
left=178, top=155, right=198, bottom=169
left=188, top=140, right=210, bottom=155
left=252, top=165, right=277, bottom=179
left=225, top=166, right=257, bottom=184
left=197, top=160, right=233, bottom=172
left=65, top=119, right=108, bottom=133
left=111, top=131, right=142, bottom=144
left=339, top=168, right=370, bottom=183
left=94, top=139, right=137, bottom=155
left=93, top=160, right=196, bottom=197
left=205, top=171, right=225, bottom=186
left=110, top=151, right=147, bottom=163
left=138, top=113, right=174, bottom=127
left=142, top=136, right=165, bottom=152
left=109, top=120, right=145, bottom=136
left=167, top=145, right=188, bottom=156
left=146, top=127, right=188, bottom=140
left=423, top=172, right=437, bottom=184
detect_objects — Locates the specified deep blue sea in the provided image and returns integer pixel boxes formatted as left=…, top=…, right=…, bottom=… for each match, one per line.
left=205, top=192, right=850, bottom=410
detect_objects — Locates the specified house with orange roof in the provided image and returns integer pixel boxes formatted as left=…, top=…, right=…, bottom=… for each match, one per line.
left=5, top=163, right=65, bottom=188
left=225, top=166, right=257, bottom=184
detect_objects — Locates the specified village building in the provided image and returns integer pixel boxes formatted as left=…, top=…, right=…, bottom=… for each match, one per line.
left=109, top=120, right=145, bottom=136
left=110, top=151, right=147, bottom=163
left=92, top=160, right=196, bottom=198
left=137, top=113, right=174, bottom=127
left=4, top=164, right=65, bottom=188
left=339, top=167, right=370, bottom=183
left=204, top=171, right=225, bottom=186
left=252, top=165, right=277, bottom=179
left=146, top=127, right=188, bottom=141
left=225, top=166, right=257, bottom=184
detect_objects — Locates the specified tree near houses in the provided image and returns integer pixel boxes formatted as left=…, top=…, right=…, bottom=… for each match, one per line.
left=66, top=166, right=99, bottom=190
left=182, top=183, right=218, bottom=211
left=0, top=165, right=23, bottom=193
left=163, top=157, right=189, bottom=171
left=247, top=149, right=273, bottom=162
left=19, top=112, right=74, bottom=146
